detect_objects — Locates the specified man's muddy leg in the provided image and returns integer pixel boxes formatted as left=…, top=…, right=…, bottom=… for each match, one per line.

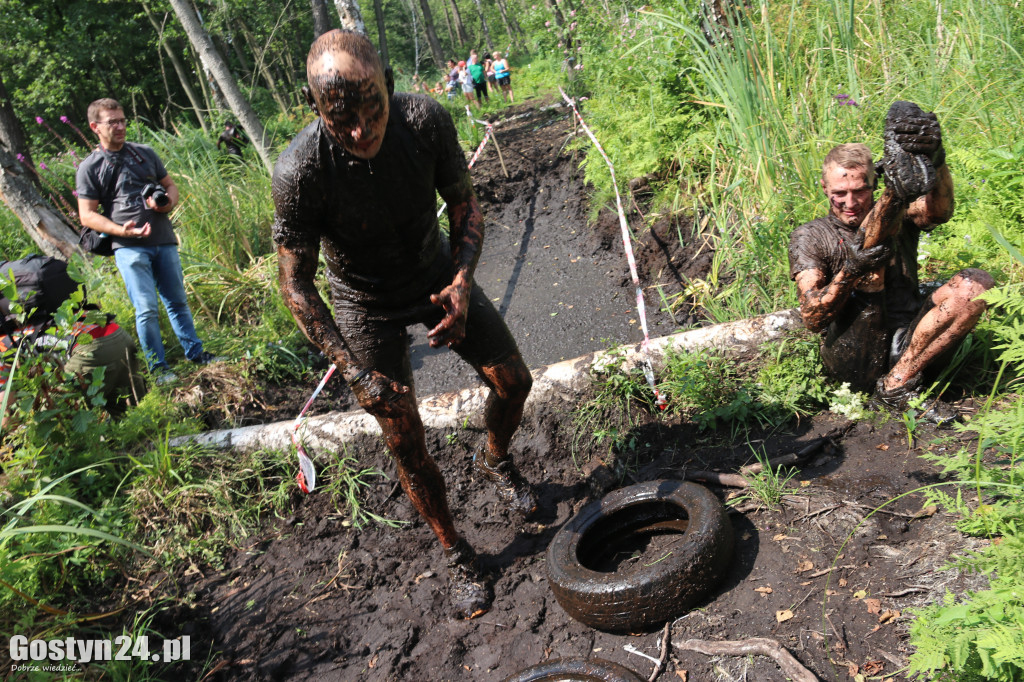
left=882, top=268, right=993, bottom=390
left=478, top=353, right=533, bottom=464
left=470, top=353, right=536, bottom=516
left=377, top=389, right=491, bottom=617
left=376, top=391, right=461, bottom=549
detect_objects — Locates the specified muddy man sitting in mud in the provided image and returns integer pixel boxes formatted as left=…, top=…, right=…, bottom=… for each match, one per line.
left=272, top=30, right=535, bottom=618
left=789, top=101, right=994, bottom=424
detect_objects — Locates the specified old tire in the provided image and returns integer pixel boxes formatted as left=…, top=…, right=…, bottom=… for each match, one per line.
left=502, top=658, right=645, bottom=682
left=546, top=479, right=733, bottom=632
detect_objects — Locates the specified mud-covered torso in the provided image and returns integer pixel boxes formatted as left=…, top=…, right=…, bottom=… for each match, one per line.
left=272, top=93, right=467, bottom=307
left=789, top=213, right=927, bottom=388
left=789, top=213, right=925, bottom=328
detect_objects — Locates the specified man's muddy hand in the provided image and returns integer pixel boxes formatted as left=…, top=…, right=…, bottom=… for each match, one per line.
left=427, top=283, right=470, bottom=348
left=843, top=241, right=891, bottom=281
left=887, top=102, right=942, bottom=159
left=351, top=369, right=411, bottom=417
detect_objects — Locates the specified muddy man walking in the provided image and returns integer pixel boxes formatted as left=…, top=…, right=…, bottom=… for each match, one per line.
left=273, top=30, right=535, bottom=618
left=789, top=101, right=993, bottom=424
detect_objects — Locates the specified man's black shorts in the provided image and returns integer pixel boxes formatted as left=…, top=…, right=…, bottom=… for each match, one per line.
left=334, top=280, right=520, bottom=389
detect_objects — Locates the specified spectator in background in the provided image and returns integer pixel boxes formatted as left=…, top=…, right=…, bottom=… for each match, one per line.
left=217, top=120, right=248, bottom=157
left=76, top=98, right=219, bottom=383
left=493, top=53, right=513, bottom=103
left=458, top=61, right=478, bottom=108
left=484, top=53, right=497, bottom=94
left=468, top=52, right=489, bottom=105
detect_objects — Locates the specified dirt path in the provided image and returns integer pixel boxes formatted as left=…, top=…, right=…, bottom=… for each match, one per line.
left=157, top=101, right=982, bottom=681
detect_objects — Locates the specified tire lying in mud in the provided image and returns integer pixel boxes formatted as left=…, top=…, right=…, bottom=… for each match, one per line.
left=502, top=658, right=645, bottom=682
left=546, top=479, right=733, bottom=632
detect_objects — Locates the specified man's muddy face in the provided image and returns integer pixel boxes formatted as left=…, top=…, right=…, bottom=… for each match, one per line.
left=822, top=164, right=874, bottom=228
left=313, top=66, right=389, bottom=160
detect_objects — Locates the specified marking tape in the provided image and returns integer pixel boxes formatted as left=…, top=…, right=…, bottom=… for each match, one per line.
left=559, top=86, right=666, bottom=409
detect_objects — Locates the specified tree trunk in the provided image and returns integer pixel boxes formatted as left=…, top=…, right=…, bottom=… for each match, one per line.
left=417, top=0, right=447, bottom=70
left=238, top=18, right=290, bottom=117
left=372, top=0, right=390, bottom=70
left=450, top=0, right=470, bottom=46
left=0, top=74, right=39, bottom=186
left=166, top=0, right=274, bottom=173
left=545, top=0, right=565, bottom=27
left=141, top=2, right=209, bottom=134
left=494, top=0, right=524, bottom=44
left=334, top=0, right=367, bottom=34
left=441, top=0, right=457, bottom=52
left=311, top=0, right=333, bottom=38
left=0, top=142, right=84, bottom=260
left=471, top=0, right=495, bottom=53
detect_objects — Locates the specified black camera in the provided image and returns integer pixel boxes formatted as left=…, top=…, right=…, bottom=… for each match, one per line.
left=140, top=183, right=170, bottom=209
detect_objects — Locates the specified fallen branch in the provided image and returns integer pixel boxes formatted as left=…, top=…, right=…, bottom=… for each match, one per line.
left=807, top=564, right=858, bottom=579
left=649, top=621, right=670, bottom=682
left=739, top=437, right=828, bottom=477
left=676, top=638, right=818, bottom=682
left=682, top=470, right=748, bottom=488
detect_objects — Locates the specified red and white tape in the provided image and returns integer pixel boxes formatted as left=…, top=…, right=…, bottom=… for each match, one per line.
left=559, top=87, right=666, bottom=409
left=291, top=364, right=336, bottom=493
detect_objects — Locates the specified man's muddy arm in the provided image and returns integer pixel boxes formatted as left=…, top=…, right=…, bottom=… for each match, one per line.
left=860, top=188, right=908, bottom=250
left=427, top=175, right=484, bottom=347
left=442, top=174, right=485, bottom=289
left=906, top=164, right=954, bottom=230
left=277, top=243, right=361, bottom=383
left=794, top=268, right=858, bottom=333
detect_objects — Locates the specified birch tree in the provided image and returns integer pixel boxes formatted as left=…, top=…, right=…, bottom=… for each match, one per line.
left=165, top=0, right=274, bottom=173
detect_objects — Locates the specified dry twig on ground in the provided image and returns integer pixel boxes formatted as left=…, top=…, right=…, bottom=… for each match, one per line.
left=676, top=637, right=818, bottom=682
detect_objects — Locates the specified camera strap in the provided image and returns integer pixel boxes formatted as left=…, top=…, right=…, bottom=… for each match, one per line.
left=96, top=143, right=157, bottom=197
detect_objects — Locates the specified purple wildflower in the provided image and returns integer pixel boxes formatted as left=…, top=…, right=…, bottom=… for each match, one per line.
left=60, top=116, right=69, bottom=123
left=35, top=116, right=44, bottom=124
left=16, top=153, right=24, bottom=162
left=39, top=162, right=48, bottom=170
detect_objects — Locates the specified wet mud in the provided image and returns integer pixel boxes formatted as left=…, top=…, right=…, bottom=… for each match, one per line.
left=148, top=101, right=989, bottom=681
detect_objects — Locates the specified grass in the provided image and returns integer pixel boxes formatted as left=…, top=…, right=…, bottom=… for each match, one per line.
left=1, top=1, right=1022, bottom=677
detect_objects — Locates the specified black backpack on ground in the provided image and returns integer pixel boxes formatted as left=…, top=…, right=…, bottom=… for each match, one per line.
left=0, top=255, right=79, bottom=335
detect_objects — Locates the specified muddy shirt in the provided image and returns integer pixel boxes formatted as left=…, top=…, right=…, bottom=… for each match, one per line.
left=788, top=213, right=928, bottom=330
left=75, top=142, right=177, bottom=249
left=272, top=93, right=467, bottom=307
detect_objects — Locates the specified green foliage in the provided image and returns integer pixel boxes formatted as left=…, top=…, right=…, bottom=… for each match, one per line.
left=659, top=337, right=832, bottom=433
left=728, top=449, right=799, bottom=511
left=571, top=348, right=653, bottom=461
left=909, top=248, right=1024, bottom=680
left=321, top=450, right=404, bottom=529
left=909, top=536, right=1024, bottom=682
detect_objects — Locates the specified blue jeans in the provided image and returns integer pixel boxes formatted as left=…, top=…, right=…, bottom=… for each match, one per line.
left=114, top=244, right=203, bottom=370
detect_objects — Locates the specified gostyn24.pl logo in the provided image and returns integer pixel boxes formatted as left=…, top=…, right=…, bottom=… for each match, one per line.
left=9, top=635, right=190, bottom=667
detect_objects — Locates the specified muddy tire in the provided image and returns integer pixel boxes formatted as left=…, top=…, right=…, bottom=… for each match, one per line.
left=546, top=480, right=733, bottom=632
left=502, top=658, right=645, bottom=682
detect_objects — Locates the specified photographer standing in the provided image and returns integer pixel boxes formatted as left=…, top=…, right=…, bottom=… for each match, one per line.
left=76, top=98, right=216, bottom=380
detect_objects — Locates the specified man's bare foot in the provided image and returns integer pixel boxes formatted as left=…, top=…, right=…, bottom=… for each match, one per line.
left=475, top=451, right=537, bottom=518
left=445, top=538, right=492, bottom=619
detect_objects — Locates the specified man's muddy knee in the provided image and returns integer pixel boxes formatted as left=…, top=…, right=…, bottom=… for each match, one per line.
left=952, top=267, right=995, bottom=292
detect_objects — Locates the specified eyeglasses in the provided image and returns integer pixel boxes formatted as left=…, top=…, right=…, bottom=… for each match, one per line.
left=97, top=118, right=127, bottom=128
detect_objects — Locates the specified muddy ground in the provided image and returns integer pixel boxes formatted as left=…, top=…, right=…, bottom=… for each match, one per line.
left=156, top=101, right=987, bottom=681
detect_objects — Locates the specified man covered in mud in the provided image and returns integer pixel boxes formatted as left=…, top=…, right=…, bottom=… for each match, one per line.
left=789, top=102, right=993, bottom=423
left=272, top=29, right=535, bottom=619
